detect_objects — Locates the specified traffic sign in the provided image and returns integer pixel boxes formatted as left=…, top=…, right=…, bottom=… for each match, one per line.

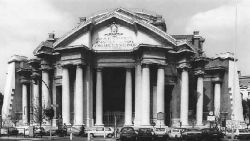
left=207, top=116, right=215, bottom=121
left=157, top=112, right=165, bottom=120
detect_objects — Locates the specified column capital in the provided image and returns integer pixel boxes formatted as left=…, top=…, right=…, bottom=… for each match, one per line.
left=141, top=64, right=150, bottom=68
left=157, top=64, right=167, bottom=69
left=20, top=79, right=30, bottom=84
left=96, top=67, right=103, bottom=72
left=177, top=63, right=191, bottom=72
left=212, top=77, right=223, bottom=83
left=75, top=63, right=85, bottom=68
left=194, top=69, right=205, bottom=77
left=61, top=64, right=73, bottom=68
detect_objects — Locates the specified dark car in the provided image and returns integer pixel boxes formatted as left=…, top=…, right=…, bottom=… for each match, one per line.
left=120, top=127, right=137, bottom=141
left=137, top=128, right=154, bottom=141
left=201, top=128, right=224, bottom=141
left=182, top=128, right=202, bottom=141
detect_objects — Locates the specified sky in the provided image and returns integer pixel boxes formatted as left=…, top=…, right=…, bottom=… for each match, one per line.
left=0, top=0, right=249, bottom=93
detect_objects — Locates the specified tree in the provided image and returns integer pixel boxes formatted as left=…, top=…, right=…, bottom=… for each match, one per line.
left=0, top=93, right=3, bottom=128
left=32, top=104, right=45, bottom=127
left=242, top=99, right=250, bottom=126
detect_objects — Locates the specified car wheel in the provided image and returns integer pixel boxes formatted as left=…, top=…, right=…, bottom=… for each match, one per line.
left=107, top=134, right=112, bottom=138
left=90, top=133, right=94, bottom=138
left=234, top=135, right=238, bottom=139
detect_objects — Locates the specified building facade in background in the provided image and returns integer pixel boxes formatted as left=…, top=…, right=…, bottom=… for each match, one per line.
left=2, top=8, right=244, bottom=128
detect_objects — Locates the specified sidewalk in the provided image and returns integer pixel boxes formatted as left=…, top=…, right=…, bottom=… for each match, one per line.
left=0, top=136, right=118, bottom=141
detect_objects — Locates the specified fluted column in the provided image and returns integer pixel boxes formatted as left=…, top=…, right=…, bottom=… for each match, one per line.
left=134, top=64, right=142, bottom=126
left=214, top=81, right=221, bottom=117
left=95, top=68, right=104, bottom=126
left=62, top=66, right=71, bottom=125
left=141, top=64, right=150, bottom=126
left=196, top=71, right=204, bottom=126
left=22, top=83, right=29, bottom=125
left=156, top=66, right=165, bottom=126
left=42, top=69, right=50, bottom=109
left=180, top=68, right=189, bottom=126
left=75, top=64, right=84, bottom=126
left=124, top=68, right=133, bottom=126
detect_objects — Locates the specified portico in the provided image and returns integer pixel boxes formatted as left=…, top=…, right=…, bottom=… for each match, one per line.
left=19, top=8, right=223, bottom=128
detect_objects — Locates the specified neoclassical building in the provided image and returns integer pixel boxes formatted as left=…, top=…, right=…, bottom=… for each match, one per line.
left=2, top=8, right=244, bottom=128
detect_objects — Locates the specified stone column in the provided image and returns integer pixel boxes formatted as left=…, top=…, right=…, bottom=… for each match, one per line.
left=195, top=71, right=204, bottom=126
left=156, top=66, right=165, bottom=126
left=42, top=69, right=50, bottom=109
left=85, top=65, right=93, bottom=127
left=134, top=64, right=142, bottom=126
left=33, top=81, right=40, bottom=123
left=214, top=81, right=221, bottom=117
left=95, top=68, right=104, bottom=126
left=141, top=64, right=150, bottom=126
left=22, top=83, right=29, bottom=125
left=75, top=64, right=84, bottom=126
left=62, top=66, right=71, bottom=125
left=124, top=68, right=133, bottom=126
left=180, top=68, right=189, bottom=126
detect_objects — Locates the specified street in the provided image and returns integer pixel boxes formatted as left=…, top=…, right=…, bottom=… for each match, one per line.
left=1, top=136, right=249, bottom=141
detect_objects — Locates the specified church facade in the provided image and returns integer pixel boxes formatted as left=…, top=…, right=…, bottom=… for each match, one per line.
left=2, top=8, right=244, bottom=128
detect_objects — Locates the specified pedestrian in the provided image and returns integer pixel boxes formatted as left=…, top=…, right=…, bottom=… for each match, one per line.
left=63, top=123, right=67, bottom=136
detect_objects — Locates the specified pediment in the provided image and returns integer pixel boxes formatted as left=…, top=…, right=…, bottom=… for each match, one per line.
left=53, top=8, right=196, bottom=53
left=33, top=41, right=54, bottom=56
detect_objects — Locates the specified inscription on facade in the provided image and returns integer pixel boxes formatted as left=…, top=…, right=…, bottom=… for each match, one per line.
left=93, top=22, right=136, bottom=50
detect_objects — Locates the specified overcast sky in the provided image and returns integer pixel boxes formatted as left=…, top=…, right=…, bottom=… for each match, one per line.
left=0, top=0, right=249, bottom=93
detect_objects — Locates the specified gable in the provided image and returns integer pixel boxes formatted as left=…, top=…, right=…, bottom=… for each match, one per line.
left=54, top=8, right=196, bottom=53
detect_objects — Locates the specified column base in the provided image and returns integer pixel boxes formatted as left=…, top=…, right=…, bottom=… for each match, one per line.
left=171, top=118, right=181, bottom=127
left=156, top=120, right=165, bottom=127
left=95, top=123, right=104, bottom=127
left=195, top=124, right=205, bottom=128
left=124, top=124, right=134, bottom=127
left=85, top=118, right=94, bottom=127
left=133, top=119, right=141, bottom=127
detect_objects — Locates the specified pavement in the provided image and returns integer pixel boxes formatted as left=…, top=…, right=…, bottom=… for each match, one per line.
left=0, top=136, right=118, bottom=141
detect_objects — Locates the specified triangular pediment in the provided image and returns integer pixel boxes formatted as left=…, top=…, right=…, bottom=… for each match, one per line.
left=53, top=8, right=196, bottom=53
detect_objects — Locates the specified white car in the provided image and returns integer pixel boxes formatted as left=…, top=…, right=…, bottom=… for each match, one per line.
left=16, top=126, right=30, bottom=136
left=86, top=127, right=114, bottom=138
left=168, top=128, right=182, bottom=139
left=153, top=128, right=167, bottom=138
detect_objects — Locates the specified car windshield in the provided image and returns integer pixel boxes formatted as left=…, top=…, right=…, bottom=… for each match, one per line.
left=172, top=129, right=180, bottom=132
left=156, top=128, right=165, bottom=131
left=122, top=127, right=134, bottom=132
left=239, top=129, right=248, bottom=133
left=139, top=128, right=152, bottom=133
left=186, top=129, right=200, bottom=132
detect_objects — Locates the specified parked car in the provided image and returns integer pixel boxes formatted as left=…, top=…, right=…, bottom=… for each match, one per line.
left=234, top=129, right=250, bottom=140
left=168, top=128, right=182, bottom=139
left=182, top=128, right=202, bottom=141
left=86, top=127, right=114, bottom=138
left=16, top=126, right=29, bottom=136
left=120, top=127, right=137, bottom=141
left=153, top=128, right=168, bottom=140
left=201, top=128, right=224, bottom=141
left=0, top=127, right=19, bottom=136
left=65, top=126, right=81, bottom=136
left=137, top=128, right=154, bottom=141
left=34, top=126, right=45, bottom=137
